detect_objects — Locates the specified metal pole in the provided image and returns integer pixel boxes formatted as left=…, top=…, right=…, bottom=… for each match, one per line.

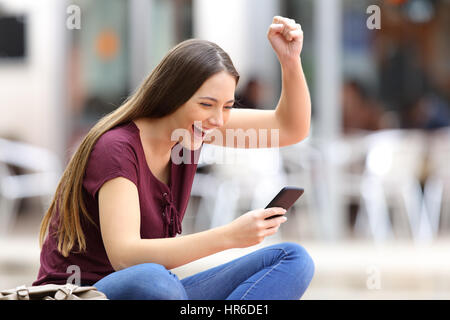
left=129, top=0, right=152, bottom=90
left=314, top=0, right=345, bottom=240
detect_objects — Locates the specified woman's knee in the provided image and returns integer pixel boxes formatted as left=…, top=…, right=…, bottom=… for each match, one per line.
left=132, top=263, right=187, bottom=300
left=278, top=242, right=315, bottom=280
left=100, top=263, right=187, bottom=300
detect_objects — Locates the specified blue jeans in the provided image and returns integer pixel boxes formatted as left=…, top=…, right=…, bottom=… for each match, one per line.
left=93, top=242, right=314, bottom=300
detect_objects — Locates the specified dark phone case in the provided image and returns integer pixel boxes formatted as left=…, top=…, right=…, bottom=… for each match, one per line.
left=264, top=187, right=304, bottom=219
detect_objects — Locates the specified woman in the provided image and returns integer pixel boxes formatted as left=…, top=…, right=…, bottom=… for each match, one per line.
left=34, top=16, right=314, bottom=300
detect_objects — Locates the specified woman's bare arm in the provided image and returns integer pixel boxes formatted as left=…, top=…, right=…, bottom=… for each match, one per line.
left=204, top=16, right=310, bottom=148
left=98, top=177, right=286, bottom=271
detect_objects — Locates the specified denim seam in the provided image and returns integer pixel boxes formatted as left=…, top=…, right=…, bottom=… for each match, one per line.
left=239, top=248, right=289, bottom=300
left=183, top=262, right=237, bottom=290
left=184, top=248, right=285, bottom=290
left=183, top=247, right=290, bottom=291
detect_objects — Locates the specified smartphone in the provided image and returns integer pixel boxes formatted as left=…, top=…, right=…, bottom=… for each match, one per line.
left=264, top=186, right=304, bottom=219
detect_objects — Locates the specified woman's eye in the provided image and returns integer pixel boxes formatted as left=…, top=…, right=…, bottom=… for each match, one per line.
left=200, top=102, right=233, bottom=109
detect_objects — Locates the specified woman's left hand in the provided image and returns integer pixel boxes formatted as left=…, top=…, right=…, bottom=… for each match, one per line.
left=267, top=16, right=303, bottom=63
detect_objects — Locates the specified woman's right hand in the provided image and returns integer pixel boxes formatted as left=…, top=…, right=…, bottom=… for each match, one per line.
left=224, top=207, right=287, bottom=248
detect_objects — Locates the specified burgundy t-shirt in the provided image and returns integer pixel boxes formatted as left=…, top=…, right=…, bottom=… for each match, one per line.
left=33, top=121, right=202, bottom=286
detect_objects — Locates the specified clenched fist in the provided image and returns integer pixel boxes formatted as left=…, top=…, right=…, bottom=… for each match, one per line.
left=267, top=16, right=303, bottom=63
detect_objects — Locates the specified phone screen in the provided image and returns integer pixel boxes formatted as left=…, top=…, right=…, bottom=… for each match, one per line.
left=265, top=186, right=304, bottom=219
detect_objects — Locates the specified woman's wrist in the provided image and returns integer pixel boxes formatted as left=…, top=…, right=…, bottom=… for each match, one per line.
left=279, top=56, right=302, bottom=73
left=216, top=224, right=235, bottom=250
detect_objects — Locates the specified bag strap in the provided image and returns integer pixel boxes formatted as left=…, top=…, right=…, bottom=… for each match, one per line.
left=1, top=283, right=107, bottom=300
left=54, top=284, right=81, bottom=300
left=15, top=285, right=30, bottom=300
left=0, top=285, right=31, bottom=300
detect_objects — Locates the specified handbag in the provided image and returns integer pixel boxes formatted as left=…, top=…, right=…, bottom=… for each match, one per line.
left=0, top=283, right=108, bottom=300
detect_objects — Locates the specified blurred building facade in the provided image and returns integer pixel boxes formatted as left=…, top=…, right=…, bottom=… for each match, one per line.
left=2, top=0, right=450, bottom=299
left=0, top=0, right=449, bottom=241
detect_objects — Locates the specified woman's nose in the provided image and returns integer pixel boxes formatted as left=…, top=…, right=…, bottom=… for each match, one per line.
left=208, top=110, right=224, bottom=127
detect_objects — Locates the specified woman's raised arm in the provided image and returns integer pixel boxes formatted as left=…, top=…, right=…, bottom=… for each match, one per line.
left=205, top=16, right=311, bottom=148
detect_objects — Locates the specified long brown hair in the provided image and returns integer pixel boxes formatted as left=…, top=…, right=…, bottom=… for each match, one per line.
left=39, top=39, right=240, bottom=257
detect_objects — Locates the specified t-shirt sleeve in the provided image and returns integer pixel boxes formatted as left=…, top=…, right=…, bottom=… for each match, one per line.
left=83, top=134, right=139, bottom=199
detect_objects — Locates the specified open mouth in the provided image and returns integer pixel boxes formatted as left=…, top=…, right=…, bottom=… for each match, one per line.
left=192, top=124, right=205, bottom=139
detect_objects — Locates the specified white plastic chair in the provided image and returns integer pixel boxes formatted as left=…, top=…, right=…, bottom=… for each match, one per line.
left=0, top=138, right=62, bottom=237
left=279, top=139, right=328, bottom=239
left=354, top=129, right=430, bottom=243
left=422, top=128, right=450, bottom=237
left=189, top=143, right=288, bottom=237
